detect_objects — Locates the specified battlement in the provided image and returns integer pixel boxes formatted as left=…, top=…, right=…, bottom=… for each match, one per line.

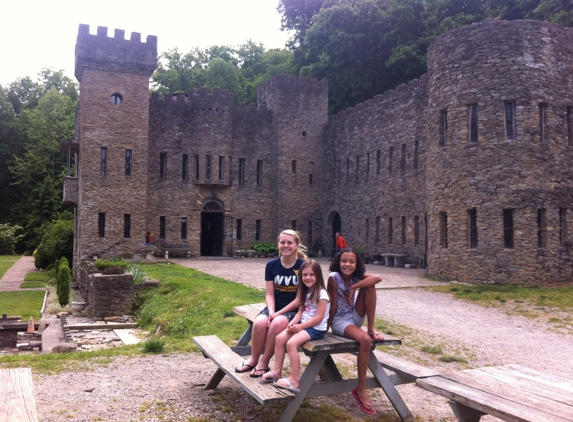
left=150, top=87, right=236, bottom=113
left=75, top=24, right=158, bottom=81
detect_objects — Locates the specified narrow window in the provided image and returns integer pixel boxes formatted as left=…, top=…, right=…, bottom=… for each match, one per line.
left=236, top=219, right=242, bottom=241
left=366, top=153, right=370, bottom=181
left=206, top=155, right=212, bottom=179
left=346, top=158, right=350, bottom=182
left=194, top=155, right=199, bottom=180
left=257, top=160, right=263, bottom=185
left=292, top=220, right=297, bottom=231
left=503, top=209, right=514, bottom=249
left=309, top=161, right=314, bottom=185
left=308, top=221, right=313, bottom=243
left=505, top=102, right=515, bottom=140
left=98, top=213, right=105, bottom=237
left=539, top=103, right=547, bottom=142
left=567, top=107, right=573, bottom=145
left=255, top=219, right=261, bottom=241
left=365, top=218, right=369, bottom=244
left=238, top=158, right=245, bottom=185
left=401, top=216, right=406, bottom=244
left=414, top=141, right=419, bottom=170
left=182, top=154, right=188, bottom=181
left=125, top=149, right=132, bottom=176
left=537, top=208, right=546, bottom=248
left=559, top=208, right=567, bottom=246
left=376, top=150, right=381, bottom=175
left=159, top=216, right=166, bottom=240
left=414, top=216, right=420, bottom=245
left=375, top=217, right=380, bottom=244
left=439, top=109, right=447, bottom=147
left=388, top=147, right=394, bottom=174
left=291, top=160, right=297, bottom=173
left=100, top=148, right=107, bottom=175
left=400, top=144, right=406, bottom=172
left=469, top=104, right=478, bottom=143
left=160, top=153, right=167, bottom=180
left=181, top=218, right=187, bottom=240
left=388, top=217, right=393, bottom=244
left=468, top=208, right=478, bottom=248
left=355, top=156, right=360, bottom=182
left=219, top=156, right=224, bottom=180
left=440, top=212, right=448, bottom=248
left=124, top=214, right=131, bottom=238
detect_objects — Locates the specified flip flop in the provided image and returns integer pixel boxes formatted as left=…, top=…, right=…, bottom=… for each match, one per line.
left=249, top=367, right=270, bottom=378
left=368, top=332, right=385, bottom=342
left=234, top=361, right=255, bottom=373
left=351, top=389, right=377, bottom=415
left=273, top=378, right=300, bottom=393
left=261, top=372, right=278, bottom=383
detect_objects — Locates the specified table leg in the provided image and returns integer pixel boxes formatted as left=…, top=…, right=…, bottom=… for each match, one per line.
left=236, top=324, right=253, bottom=347
left=449, top=402, right=485, bottom=422
left=205, top=368, right=226, bottom=389
left=368, top=352, right=414, bottom=422
left=279, top=351, right=330, bottom=422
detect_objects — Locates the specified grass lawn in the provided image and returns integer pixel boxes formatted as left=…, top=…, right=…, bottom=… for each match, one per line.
left=0, top=290, right=45, bottom=320
left=0, top=260, right=16, bottom=279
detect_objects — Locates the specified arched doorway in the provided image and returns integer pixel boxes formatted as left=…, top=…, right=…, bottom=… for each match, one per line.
left=329, top=212, right=342, bottom=250
left=200, top=200, right=224, bottom=256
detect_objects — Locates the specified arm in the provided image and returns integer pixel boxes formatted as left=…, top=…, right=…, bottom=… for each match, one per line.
left=275, top=296, right=302, bottom=317
left=265, top=280, right=276, bottom=321
left=347, top=273, right=381, bottom=305
left=327, top=276, right=338, bottom=330
left=289, top=299, right=328, bottom=332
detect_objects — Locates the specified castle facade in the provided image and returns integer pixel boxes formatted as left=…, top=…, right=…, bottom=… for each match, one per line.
left=63, top=20, right=573, bottom=285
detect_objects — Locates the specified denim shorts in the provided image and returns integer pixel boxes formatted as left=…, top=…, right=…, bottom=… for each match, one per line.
left=304, top=327, right=327, bottom=341
left=258, top=307, right=297, bottom=322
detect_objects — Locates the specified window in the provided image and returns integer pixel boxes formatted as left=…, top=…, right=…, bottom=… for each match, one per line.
left=414, top=141, right=419, bottom=170
left=355, top=156, right=360, bottom=182
left=110, top=93, right=122, bottom=105
left=400, top=144, right=406, bottom=172
left=308, top=221, right=313, bottom=243
left=388, top=217, right=393, bottom=244
left=125, top=149, right=132, bottom=176
left=414, top=216, right=420, bottom=245
left=468, top=209, right=478, bottom=248
left=503, top=209, right=514, bottom=249
left=309, top=161, right=314, bottom=185
left=505, top=102, right=515, bottom=140
left=236, top=219, right=242, bottom=241
left=98, top=213, right=105, bottom=237
left=100, top=148, right=107, bottom=175
left=292, top=220, right=297, bottom=231
left=568, top=107, right=573, bottom=145
left=537, top=208, right=546, bottom=248
left=375, top=216, right=380, bottom=244
left=239, top=158, right=245, bottom=185
left=181, top=218, right=187, bottom=240
left=376, top=150, right=381, bottom=175
left=365, top=218, right=369, bottom=244
left=257, top=160, right=263, bottom=185
left=255, top=219, right=261, bottom=241
left=182, top=154, right=189, bottom=181
left=346, top=158, right=350, bottom=182
left=388, top=147, right=394, bottom=174
left=469, top=104, right=478, bottom=143
left=194, top=155, right=199, bottom=179
left=160, top=153, right=167, bottom=180
left=291, top=160, right=297, bottom=173
left=559, top=208, right=567, bottom=246
left=219, top=156, right=224, bottom=180
left=439, top=109, right=447, bottom=146
left=206, top=155, right=212, bottom=180
left=124, top=214, right=131, bottom=238
left=401, top=216, right=406, bottom=244
left=440, top=212, right=448, bottom=248
left=366, top=153, right=370, bottom=181
left=159, top=216, right=166, bottom=240
left=539, top=103, right=547, bottom=142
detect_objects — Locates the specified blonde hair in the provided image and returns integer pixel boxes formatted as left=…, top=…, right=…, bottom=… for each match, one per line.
left=277, top=229, right=308, bottom=260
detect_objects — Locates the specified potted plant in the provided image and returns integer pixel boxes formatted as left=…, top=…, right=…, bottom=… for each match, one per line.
left=146, top=232, right=155, bottom=244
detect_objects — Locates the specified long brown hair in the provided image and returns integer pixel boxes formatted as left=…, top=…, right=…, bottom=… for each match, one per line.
left=297, top=259, right=327, bottom=306
left=277, top=229, right=308, bottom=260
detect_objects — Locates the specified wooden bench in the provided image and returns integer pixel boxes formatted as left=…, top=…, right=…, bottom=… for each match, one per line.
left=382, top=253, right=408, bottom=268
left=162, top=248, right=191, bottom=259
left=374, top=350, right=440, bottom=386
left=193, top=335, right=295, bottom=405
left=0, top=368, right=39, bottom=422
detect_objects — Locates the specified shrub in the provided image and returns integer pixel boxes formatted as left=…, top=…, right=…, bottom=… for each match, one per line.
left=34, top=220, right=73, bottom=269
left=102, top=266, right=126, bottom=275
left=142, top=338, right=165, bottom=353
left=126, top=263, right=147, bottom=283
left=94, top=259, right=129, bottom=271
left=0, top=223, right=24, bottom=254
left=56, top=257, right=71, bottom=307
left=251, top=242, right=278, bottom=254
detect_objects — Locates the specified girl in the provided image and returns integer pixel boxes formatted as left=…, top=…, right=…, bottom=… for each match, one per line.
left=235, top=230, right=308, bottom=378
left=327, top=248, right=383, bottom=415
left=261, top=259, right=330, bottom=392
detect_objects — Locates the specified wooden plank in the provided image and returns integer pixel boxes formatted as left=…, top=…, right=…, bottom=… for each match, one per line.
left=373, top=350, right=439, bottom=381
left=233, top=303, right=265, bottom=322
left=193, top=335, right=294, bottom=405
left=416, top=376, right=571, bottom=422
left=0, top=368, right=39, bottom=422
left=302, top=332, right=401, bottom=353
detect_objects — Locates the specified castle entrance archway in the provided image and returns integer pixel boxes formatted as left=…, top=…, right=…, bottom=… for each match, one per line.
left=327, top=211, right=342, bottom=251
left=200, top=200, right=224, bottom=256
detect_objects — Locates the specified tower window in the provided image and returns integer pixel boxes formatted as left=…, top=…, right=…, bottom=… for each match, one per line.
left=401, top=216, right=406, bottom=244
left=537, top=209, right=546, bottom=248
left=505, top=102, right=515, bottom=140
left=160, top=153, right=167, bottom=180
left=110, top=93, right=123, bottom=105
left=414, top=216, right=420, bottom=245
left=257, top=160, right=263, bottom=185
left=236, top=219, right=242, bottom=241
left=181, top=218, right=187, bottom=240
left=98, top=213, right=106, bottom=237
left=400, top=144, right=406, bottom=172
left=388, top=147, right=394, bottom=174
left=125, top=149, right=132, bottom=176
left=440, top=212, right=448, bottom=248
left=194, top=155, right=199, bottom=179
left=206, top=155, right=212, bottom=180
left=160, top=216, right=166, bottom=240
left=468, top=209, right=478, bottom=248
left=388, top=217, right=393, bottom=244
left=469, top=104, right=478, bottom=143
left=182, top=154, right=188, bottom=181
left=439, top=109, right=447, bottom=146
left=239, top=158, right=245, bottom=185
left=100, top=148, right=107, bottom=176
left=560, top=208, right=567, bottom=246
left=124, top=214, right=131, bottom=238
left=539, top=103, right=547, bottom=142
left=503, top=209, right=514, bottom=249
left=309, top=161, right=314, bottom=185
left=414, top=141, right=419, bottom=170
left=219, top=156, right=224, bottom=180
left=255, top=219, right=261, bottom=241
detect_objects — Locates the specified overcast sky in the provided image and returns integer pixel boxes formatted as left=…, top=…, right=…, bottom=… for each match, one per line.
left=0, top=0, right=291, bottom=86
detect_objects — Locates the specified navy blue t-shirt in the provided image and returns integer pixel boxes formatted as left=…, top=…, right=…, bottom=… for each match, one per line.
left=264, top=257, right=303, bottom=311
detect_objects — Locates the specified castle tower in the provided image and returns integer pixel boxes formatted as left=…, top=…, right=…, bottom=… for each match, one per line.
left=257, top=75, right=329, bottom=247
left=426, top=20, right=573, bottom=284
left=72, top=24, right=157, bottom=269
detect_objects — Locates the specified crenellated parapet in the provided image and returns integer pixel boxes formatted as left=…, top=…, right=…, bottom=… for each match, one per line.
left=257, top=74, right=328, bottom=115
left=75, top=24, right=157, bottom=81
left=150, top=87, right=235, bottom=112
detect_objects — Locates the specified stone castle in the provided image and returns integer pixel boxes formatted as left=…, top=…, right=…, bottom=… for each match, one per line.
left=62, top=20, right=573, bottom=285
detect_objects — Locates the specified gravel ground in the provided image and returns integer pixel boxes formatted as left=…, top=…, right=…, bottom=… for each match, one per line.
left=29, top=258, right=573, bottom=421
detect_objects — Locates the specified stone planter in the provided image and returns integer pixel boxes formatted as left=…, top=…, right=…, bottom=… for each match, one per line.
left=71, top=301, right=87, bottom=316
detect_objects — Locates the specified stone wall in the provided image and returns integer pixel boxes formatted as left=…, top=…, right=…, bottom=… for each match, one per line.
left=87, top=273, right=134, bottom=318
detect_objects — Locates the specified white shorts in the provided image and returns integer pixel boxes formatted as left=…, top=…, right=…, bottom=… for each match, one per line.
left=331, top=309, right=366, bottom=336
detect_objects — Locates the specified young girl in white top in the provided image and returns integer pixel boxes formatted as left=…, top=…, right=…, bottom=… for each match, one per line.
left=261, top=259, right=330, bottom=392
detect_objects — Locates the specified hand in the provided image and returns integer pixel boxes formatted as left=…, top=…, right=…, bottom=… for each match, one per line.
left=287, top=322, right=300, bottom=333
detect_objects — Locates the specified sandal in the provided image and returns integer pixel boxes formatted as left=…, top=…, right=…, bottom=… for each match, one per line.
left=352, top=389, right=377, bottom=415
left=250, top=367, right=270, bottom=378
left=261, top=372, right=278, bottom=383
left=368, top=332, right=385, bottom=342
left=234, top=361, right=255, bottom=373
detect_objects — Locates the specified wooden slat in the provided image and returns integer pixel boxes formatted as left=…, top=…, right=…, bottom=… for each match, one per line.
left=233, top=303, right=265, bottom=322
left=417, top=376, right=571, bottom=422
left=0, top=368, right=39, bottom=422
left=302, top=332, right=401, bottom=353
left=193, top=335, right=294, bottom=405
left=373, top=350, right=439, bottom=381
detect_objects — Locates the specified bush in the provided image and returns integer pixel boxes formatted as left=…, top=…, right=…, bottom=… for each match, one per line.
left=142, top=338, right=165, bottom=353
left=126, top=263, right=147, bottom=283
left=34, top=220, right=73, bottom=269
left=0, top=223, right=24, bottom=254
left=94, top=259, right=129, bottom=271
left=251, top=242, right=278, bottom=254
left=56, top=257, right=71, bottom=307
left=102, top=266, right=126, bottom=275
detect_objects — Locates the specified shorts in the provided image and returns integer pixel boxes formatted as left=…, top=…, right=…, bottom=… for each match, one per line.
left=258, top=307, right=297, bottom=322
left=304, top=327, right=326, bottom=341
left=331, top=309, right=366, bottom=336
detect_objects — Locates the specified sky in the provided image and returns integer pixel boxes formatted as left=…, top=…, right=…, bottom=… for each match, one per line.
left=0, top=0, right=291, bottom=86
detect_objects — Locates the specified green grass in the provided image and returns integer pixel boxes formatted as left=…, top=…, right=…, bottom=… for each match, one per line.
left=0, top=290, right=45, bottom=320
left=24, top=272, right=51, bottom=282
left=20, top=281, right=48, bottom=289
left=0, top=261, right=16, bottom=279
left=0, top=255, right=20, bottom=261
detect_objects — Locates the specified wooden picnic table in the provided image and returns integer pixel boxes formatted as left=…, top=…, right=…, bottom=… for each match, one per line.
left=416, top=364, right=573, bottom=421
left=194, top=302, right=420, bottom=422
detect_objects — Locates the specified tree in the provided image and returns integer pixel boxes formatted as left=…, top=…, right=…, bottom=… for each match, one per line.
left=278, top=0, right=326, bottom=49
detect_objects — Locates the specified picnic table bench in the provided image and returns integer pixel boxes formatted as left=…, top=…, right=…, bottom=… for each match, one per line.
left=194, top=302, right=439, bottom=422
left=0, top=367, right=39, bottom=422
left=416, top=364, right=573, bottom=421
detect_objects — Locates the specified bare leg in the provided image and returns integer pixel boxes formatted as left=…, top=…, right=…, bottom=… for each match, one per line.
left=343, top=324, right=376, bottom=411
left=354, top=285, right=381, bottom=336
left=268, top=329, right=292, bottom=380
left=283, top=330, right=311, bottom=388
left=256, top=315, right=289, bottom=372
left=236, top=315, right=268, bottom=371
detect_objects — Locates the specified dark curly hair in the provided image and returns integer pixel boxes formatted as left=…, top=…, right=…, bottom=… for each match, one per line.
left=329, top=248, right=366, bottom=279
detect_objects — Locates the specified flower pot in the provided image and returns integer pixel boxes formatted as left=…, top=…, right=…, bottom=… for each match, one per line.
left=146, top=235, right=155, bottom=244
